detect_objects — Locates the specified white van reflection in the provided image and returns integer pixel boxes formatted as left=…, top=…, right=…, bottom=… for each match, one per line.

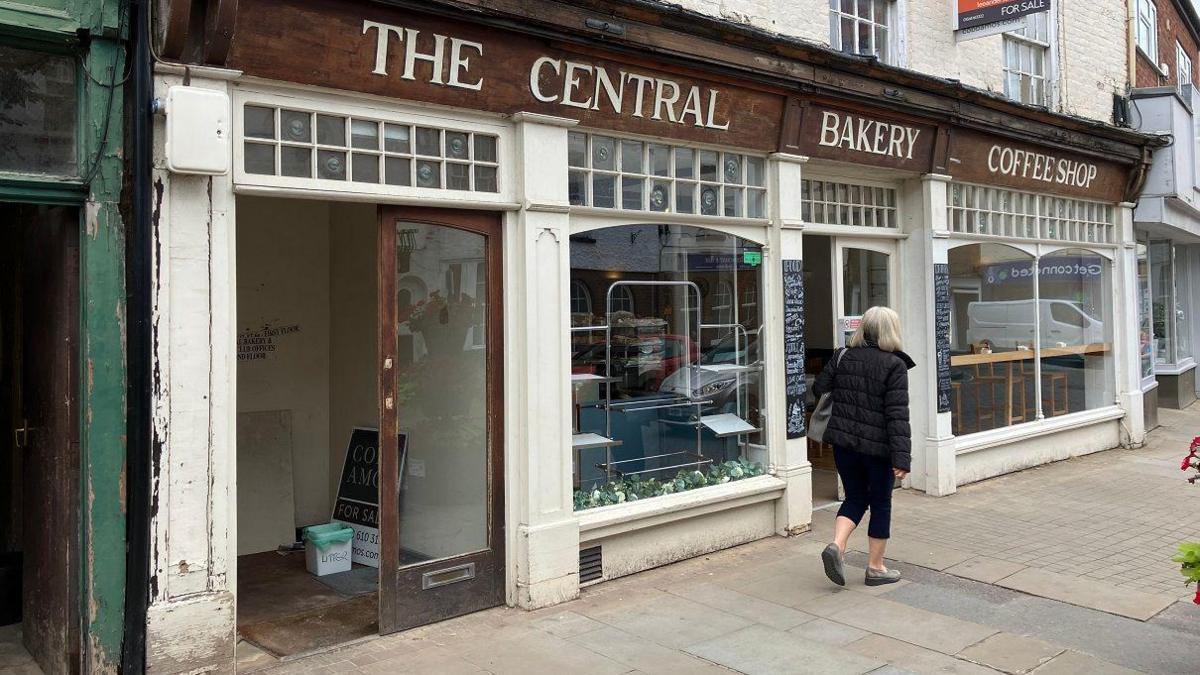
left=965, top=299, right=1103, bottom=349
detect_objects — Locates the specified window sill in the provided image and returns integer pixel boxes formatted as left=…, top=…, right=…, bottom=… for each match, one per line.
left=1137, top=47, right=1167, bottom=79
left=576, top=474, right=785, bottom=543
left=954, top=405, right=1125, bottom=456
left=1154, top=359, right=1196, bottom=376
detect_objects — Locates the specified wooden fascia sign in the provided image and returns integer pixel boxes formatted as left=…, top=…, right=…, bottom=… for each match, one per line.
left=225, top=0, right=783, bottom=150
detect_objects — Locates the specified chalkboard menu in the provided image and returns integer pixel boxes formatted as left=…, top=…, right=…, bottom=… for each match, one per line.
left=934, top=263, right=952, bottom=414
left=783, top=260, right=807, bottom=439
left=332, top=427, right=407, bottom=567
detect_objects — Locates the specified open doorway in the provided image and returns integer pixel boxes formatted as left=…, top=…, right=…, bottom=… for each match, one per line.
left=0, top=203, right=80, bottom=674
left=802, top=235, right=839, bottom=508
left=234, top=197, right=380, bottom=659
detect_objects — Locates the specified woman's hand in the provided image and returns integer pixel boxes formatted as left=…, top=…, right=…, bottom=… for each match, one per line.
left=893, top=468, right=909, bottom=480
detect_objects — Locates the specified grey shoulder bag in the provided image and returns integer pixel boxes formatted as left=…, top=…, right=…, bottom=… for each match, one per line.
left=807, top=348, right=846, bottom=443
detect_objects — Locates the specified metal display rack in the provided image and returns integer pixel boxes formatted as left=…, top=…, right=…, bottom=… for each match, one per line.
left=570, top=280, right=762, bottom=489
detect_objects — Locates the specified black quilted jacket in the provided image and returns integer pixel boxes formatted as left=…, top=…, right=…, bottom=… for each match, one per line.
left=812, top=345, right=916, bottom=471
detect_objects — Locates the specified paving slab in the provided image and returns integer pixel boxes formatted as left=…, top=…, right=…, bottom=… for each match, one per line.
left=684, top=624, right=884, bottom=675
left=456, top=629, right=630, bottom=675
left=996, top=568, right=1176, bottom=621
left=786, top=617, right=868, bottom=646
left=829, top=596, right=998, bottom=655
left=578, top=589, right=753, bottom=650
left=944, top=557, right=1028, bottom=585
left=567, top=625, right=734, bottom=674
left=356, top=645, right=490, bottom=675
left=665, top=581, right=816, bottom=630
left=853, top=536, right=975, bottom=571
left=529, top=610, right=608, bottom=638
left=1029, top=650, right=1145, bottom=675
left=845, top=634, right=1004, bottom=675
left=956, top=632, right=1064, bottom=674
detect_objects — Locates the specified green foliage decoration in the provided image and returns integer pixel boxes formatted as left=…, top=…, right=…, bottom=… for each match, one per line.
left=573, top=458, right=765, bottom=511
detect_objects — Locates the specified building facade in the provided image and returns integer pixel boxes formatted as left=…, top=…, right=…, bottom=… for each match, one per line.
left=137, top=0, right=1161, bottom=671
left=1130, top=0, right=1200, bottom=421
left=0, top=0, right=129, bottom=672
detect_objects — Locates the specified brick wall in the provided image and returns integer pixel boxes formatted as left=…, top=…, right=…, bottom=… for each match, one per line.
left=663, top=0, right=1129, bottom=124
left=1134, top=0, right=1200, bottom=90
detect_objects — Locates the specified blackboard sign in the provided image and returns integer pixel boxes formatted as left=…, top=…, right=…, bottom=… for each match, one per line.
left=332, top=427, right=407, bottom=567
left=783, top=260, right=807, bottom=439
left=934, top=263, right=952, bottom=414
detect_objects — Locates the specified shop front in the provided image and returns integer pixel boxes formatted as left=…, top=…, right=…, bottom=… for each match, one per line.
left=141, top=0, right=1158, bottom=669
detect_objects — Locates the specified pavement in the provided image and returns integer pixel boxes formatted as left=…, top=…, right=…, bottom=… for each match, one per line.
left=233, top=407, right=1200, bottom=674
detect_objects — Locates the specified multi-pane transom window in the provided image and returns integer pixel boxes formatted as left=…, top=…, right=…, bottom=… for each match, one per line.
left=567, top=131, right=767, bottom=218
left=1137, top=0, right=1158, bottom=62
left=1003, top=12, right=1050, bottom=106
left=801, top=179, right=898, bottom=228
left=947, top=183, right=1114, bottom=244
left=830, top=0, right=893, bottom=63
left=242, top=104, right=500, bottom=192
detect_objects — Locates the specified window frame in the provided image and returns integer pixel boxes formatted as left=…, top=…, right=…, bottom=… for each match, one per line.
left=1002, top=12, right=1053, bottom=107
left=828, top=0, right=902, bottom=66
left=570, top=279, right=593, bottom=316
left=1137, top=0, right=1159, bottom=64
left=1177, top=40, right=1193, bottom=100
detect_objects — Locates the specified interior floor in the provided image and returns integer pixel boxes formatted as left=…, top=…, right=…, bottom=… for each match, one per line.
left=236, top=551, right=378, bottom=658
left=0, top=624, right=42, bottom=674
left=812, top=468, right=840, bottom=510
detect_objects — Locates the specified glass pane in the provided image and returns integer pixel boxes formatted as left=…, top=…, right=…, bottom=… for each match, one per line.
left=244, top=106, right=275, bottom=139
left=1137, top=243, right=1154, bottom=379
left=622, top=176, right=644, bottom=210
left=280, top=110, right=311, bottom=143
left=244, top=143, right=275, bottom=175
left=317, top=149, right=347, bottom=180
left=723, top=154, right=742, bottom=183
left=649, top=144, right=670, bottom=176
left=415, top=159, right=442, bottom=188
left=948, top=244, right=1036, bottom=434
left=384, top=124, right=411, bottom=154
left=0, top=45, right=77, bottom=174
left=447, top=162, right=470, bottom=190
left=650, top=181, right=670, bottom=212
left=700, top=151, right=719, bottom=181
left=676, top=181, right=696, bottom=213
left=593, top=136, right=616, bottom=171
left=416, top=127, right=441, bottom=156
left=842, top=248, right=889, bottom=317
left=474, top=165, right=498, bottom=193
left=593, top=174, right=616, bottom=208
left=396, top=223, right=490, bottom=564
left=352, top=152, right=379, bottom=183
left=1037, top=249, right=1114, bottom=419
left=474, top=135, right=497, bottom=163
left=621, top=140, right=644, bottom=173
left=316, top=115, right=346, bottom=146
left=1151, top=241, right=1174, bottom=364
left=568, top=131, right=587, bottom=167
left=723, top=186, right=742, bottom=217
left=675, top=148, right=695, bottom=179
left=351, top=119, right=378, bottom=150
left=700, top=184, right=720, bottom=215
left=445, top=131, right=470, bottom=159
left=568, top=224, right=766, bottom=510
left=385, top=156, right=411, bottom=186
left=745, top=157, right=765, bottom=187
left=280, top=146, right=311, bottom=178
left=568, top=170, right=587, bottom=205
left=747, top=189, right=766, bottom=219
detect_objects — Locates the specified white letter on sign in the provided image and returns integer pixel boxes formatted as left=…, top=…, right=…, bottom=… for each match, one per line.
left=363, top=20, right=403, bottom=76
left=448, top=38, right=483, bottom=91
left=819, top=110, right=840, bottom=147
left=530, top=56, right=561, bottom=103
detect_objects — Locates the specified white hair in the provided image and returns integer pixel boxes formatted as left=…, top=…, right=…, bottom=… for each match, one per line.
left=848, top=306, right=903, bottom=352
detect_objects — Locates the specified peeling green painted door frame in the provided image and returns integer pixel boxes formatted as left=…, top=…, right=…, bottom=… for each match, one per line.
left=1, top=1, right=128, bottom=672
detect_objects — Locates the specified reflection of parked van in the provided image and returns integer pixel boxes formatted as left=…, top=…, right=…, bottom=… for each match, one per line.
left=965, top=300, right=1103, bottom=348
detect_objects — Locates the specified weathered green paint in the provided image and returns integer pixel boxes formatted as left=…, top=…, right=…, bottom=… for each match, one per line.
left=2, top=0, right=128, bottom=671
left=77, top=18, right=127, bottom=673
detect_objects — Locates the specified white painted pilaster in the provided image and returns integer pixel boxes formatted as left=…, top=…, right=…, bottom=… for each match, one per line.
left=918, top=174, right=956, bottom=496
left=766, top=153, right=813, bottom=534
left=506, top=113, right=581, bottom=608
left=1115, top=202, right=1147, bottom=447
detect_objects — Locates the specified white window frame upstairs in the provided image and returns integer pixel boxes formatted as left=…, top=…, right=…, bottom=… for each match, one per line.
left=1003, top=12, right=1053, bottom=107
left=1177, top=40, right=1193, bottom=102
left=1137, top=0, right=1159, bottom=65
left=829, top=0, right=903, bottom=66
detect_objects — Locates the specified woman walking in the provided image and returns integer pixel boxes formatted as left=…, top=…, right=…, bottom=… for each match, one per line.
left=813, top=306, right=914, bottom=587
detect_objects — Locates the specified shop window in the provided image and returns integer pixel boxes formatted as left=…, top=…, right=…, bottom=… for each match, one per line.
left=241, top=104, right=500, bottom=192
left=1137, top=242, right=1155, bottom=382
left=1151, top=241, right=1192, bottom=366
left=947, top=183, right=1114, bottom=244
left=569, top=225, right=766, bottom=510
left=801, top=179, right=897, bottom=228
left=829, top=0, right=895, bottom=64
left=567, top=132, right=767, bottom=218
left=1137, top=0, right=1158, bottom=63
left=947, top=243, right=1115, bottom=434
left=1003, top=12, right=1051, bottom=107
left=0, top=45, right=77, bottom=176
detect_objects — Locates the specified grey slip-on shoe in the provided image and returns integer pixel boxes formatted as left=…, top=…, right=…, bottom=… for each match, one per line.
left=864, top=567, right=902, bottom=586
left=821, top=544, right=846, bottom=587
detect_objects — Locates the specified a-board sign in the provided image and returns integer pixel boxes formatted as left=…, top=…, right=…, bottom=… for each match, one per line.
left=783, top=260, right=806, bottom=439
left=332, top=427, right=407, bottom=568
left=934, top=263, right=952, bottom=414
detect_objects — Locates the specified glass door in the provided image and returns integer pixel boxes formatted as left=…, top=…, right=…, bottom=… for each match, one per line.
left=378, top=206, right=504, bottom=634
left=834, top=239, right=897, bottom=345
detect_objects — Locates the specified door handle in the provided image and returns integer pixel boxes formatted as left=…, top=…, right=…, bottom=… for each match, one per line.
left=13, top=419, right=28, bottom=449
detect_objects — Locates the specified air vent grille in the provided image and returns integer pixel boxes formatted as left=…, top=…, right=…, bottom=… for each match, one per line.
left=579, top=545, right=603, bottom=584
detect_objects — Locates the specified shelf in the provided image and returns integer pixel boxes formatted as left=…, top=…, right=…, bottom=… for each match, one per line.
left=700, top=413, right=760, bottom=438
left=596, top=451, right=710, bottom=478
left=571, top=373, right=618, bottom=383
left=698, top=363, right=762, bottom=374
left=573, top=433, right=622, bottom=450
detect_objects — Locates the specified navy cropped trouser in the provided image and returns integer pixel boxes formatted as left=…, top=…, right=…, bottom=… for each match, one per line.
left=833, top=446, right=894, bottom=539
